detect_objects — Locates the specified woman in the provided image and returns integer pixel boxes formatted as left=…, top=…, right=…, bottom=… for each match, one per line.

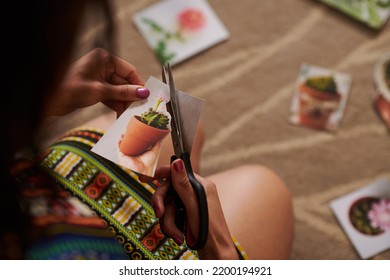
left=2, top=0, right=293, bottom=259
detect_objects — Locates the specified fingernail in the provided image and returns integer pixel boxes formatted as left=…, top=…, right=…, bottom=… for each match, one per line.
left=173, top=160, right=184, bottom=173
left=136, top=87, right=150, bottom=99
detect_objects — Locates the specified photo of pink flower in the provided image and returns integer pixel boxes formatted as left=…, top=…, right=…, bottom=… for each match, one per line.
left=139, top=8, right=207, bottom=65
left=349, top=197, right=384, bottom=236
left=178, top=8, right=206, bottom=32
left=132, top=0, right=229, bottom=66
left=368, top=198, right=390, bottom=232
left=329, top=178, right=390, bottom=259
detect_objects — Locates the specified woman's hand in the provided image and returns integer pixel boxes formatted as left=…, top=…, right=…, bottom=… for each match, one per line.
left=117, top=137, right=161, bottom=176
left=140, top=159, right=239, bottom=260
left=42, top=48, right=149, bottom=118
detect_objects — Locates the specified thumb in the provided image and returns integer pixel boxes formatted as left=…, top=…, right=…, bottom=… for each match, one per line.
left=101, top=84, right=150, bottom=103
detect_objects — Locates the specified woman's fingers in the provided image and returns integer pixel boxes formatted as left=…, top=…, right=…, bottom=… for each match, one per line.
left=159, top=197, right=184, bottom=245
left=100, top=82, right=149, bottom=117
left=110, top=55, right=145, bottom=86
left=147, top=160, right=205, bottom=246
left=170, top=159, right=200, bottom=243
left=150, top=180, right=168, bottom=218
left=151, top=180, right=184, bottom=245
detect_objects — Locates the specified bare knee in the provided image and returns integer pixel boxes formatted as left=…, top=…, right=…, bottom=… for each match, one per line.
left=213, top=164, right=294, bottom=259
left=240, top=164, right=291, bottom=201
left=240, top=165, right=294, bottom=258
left=225, top=164, right=291, bottom=201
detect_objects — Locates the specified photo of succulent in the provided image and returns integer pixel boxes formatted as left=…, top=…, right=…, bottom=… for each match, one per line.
left=138, top=98, right=170, bottom=129
left=329, top=178, right=390, bottom=259
left=119, top=97, right=170, bottom=158
left=349, top=197, right=384, bottom=236
left=298, top=75, right=342, bottom=129
left=290, top=63, right=352, bottom=131
left=373, top=52, right=390, bottom=129
left=91, top=76, right=203, bottom=178
left=304, top=76, right=338, bottom=95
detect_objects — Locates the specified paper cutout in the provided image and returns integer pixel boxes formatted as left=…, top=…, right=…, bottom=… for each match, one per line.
left=373, top=51, right=390, bottom=130
left=91, top=76, right=204, bottom=177
left=318, top=0, right=390, bottom=29
left=330, top=178, right=390, bottom=259
left=289, top=63, right=352, bottom=132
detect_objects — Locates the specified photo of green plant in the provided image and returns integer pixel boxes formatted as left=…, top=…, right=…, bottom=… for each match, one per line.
left=289, top=63, right=352, bottom=132
left=318, top=0, right=390, bottom=29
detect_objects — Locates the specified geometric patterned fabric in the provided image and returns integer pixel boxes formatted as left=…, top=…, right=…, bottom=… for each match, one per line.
left=39, top=127, right=198, bottom=260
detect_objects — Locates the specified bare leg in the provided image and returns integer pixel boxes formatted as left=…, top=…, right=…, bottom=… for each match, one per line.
left=207, top=165, right=294, bottom=260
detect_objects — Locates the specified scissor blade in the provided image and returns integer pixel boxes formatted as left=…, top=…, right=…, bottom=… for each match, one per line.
left=166, top=64, right=184, bottom=154
left=162, top=65, right=167, bottom=84
left=167, top=64, right=179, bottom=119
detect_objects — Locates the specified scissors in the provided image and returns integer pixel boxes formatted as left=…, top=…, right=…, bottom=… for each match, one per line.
left=162, top=63, right=208, bottom=250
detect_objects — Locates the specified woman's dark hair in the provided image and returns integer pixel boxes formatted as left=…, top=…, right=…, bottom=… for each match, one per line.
left=1, top=0, right=114, bottom=259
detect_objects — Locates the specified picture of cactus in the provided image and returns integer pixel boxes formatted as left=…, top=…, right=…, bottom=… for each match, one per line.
left=349, top=197, right=385, bottom=235
left=137, top=98, right=170, bottom=129
left=373, top=52, right=390, bottom=129
left=330, top=178, right=390, bottom=259
left=289, top=63, right=352, bottom=132
left=90, top=77, right=172, bottom=177
left=118, top=97, right=170, bottom=159
left=91, top=76, right=203, bottom=177
left=304, top=76, right=338, bottom=95
left=318, top=0, right=390, bottom=29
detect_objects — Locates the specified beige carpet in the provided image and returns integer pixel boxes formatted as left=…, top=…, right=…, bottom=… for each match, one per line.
left=41, top=0, right=390, bottom=259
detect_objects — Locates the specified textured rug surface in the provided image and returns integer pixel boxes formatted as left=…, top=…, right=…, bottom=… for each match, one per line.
left=44, top=0, right=390, bottom=259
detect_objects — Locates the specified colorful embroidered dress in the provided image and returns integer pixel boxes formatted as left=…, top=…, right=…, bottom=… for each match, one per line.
left=13, top=128, right=247, bottom=260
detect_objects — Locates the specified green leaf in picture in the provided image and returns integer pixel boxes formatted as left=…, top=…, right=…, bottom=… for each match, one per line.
left=142, top=18, right=164, bottom=33
left=154, top=41, right=176, bottom=65
left=367, top=0, right=382, bottom=27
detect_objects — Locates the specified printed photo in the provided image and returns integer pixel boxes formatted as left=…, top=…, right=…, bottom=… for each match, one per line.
left=132, top=0, right=230, bottom=65
left=289, top=63, right=352, bottom=132
left=92, top=77, right=171, bottom=176
left=91, top=76, right=203, bottom=177
left=330, top=178, right=390, bottom=259
left=318, top=0, right=390, bottom=29
left=373, top=51, right=390, bottom=130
